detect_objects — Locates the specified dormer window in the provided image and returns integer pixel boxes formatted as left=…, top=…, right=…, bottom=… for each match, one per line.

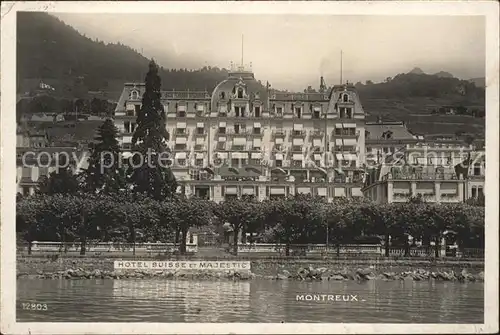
left=382, top=131, right=393, bottom=140
left=342, top=93, right=349, bottom=102
left=237, top=88, right=244, bottom=99
left=130, top=90, right=139, bottom=100
left=220, top=92, right=226, bottom=99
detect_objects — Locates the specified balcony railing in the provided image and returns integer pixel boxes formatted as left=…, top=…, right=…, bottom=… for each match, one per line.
left=310, top=130, right=325, bottom=137
left=290, top=130, right=306, bottom=137
left=175, top=129, right=190, bottom=136
left=384, top=172, right=461, bottom=181
left=272, top=130, right=287, bottom=138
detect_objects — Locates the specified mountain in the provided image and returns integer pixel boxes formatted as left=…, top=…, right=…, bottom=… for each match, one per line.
left=17, top=12, right=234, bottom=99
left=433, top=71, right=454, bottom=78
left=408, top=67, right=425, bottom=75
left=468, top=77, right=486, bottom=88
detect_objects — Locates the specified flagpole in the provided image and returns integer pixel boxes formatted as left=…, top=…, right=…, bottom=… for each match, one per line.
left=340, top=50, right=343, bottom=85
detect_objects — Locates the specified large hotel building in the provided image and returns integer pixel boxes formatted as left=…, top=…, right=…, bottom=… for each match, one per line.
left=114, top=65, right=367, bottom=202
left=17, top=65, right=485, bottom=203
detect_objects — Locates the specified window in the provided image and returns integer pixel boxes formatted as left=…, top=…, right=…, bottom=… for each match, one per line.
left=124, top=122, right=131, bottom=133
left=177, top=159, right=186, bottom=166
left=177, top=111, right=186, bottom=118
left=235, top=106, right=242, bottom=117
left=295, top=107, right=302, bottom=119
left=253, top=127, right=261, bottom=135
left=216, top=142, right=226, bottom=150
left=237, top=88, right=244, bottom=99
left=474, top=163, right=481, bottom=176
left=250, top=159, right=260, bottom=165
left=471, top=187, right=477, bottom=198
left=478, top=186, right=484, bottom=197
left=276, top=107, right=283, bottom=116
left=234, top=124, right=240, bottom=134
left=220, top=92, right=226, bottom=99
left=174, top=144, right=187, bottom=150
left=313, top=110, right=320, bottom=119
left=231, top=159, right=240, bottom=166
left=196, top=159, right=204, bottom=166
left=176, top=128, right=186, bottom=135
left=134, top=105, right=141, bottom=115
left=22, top=186, right=30, bottom=195
left=427, top=157, right=434, bottom=165
left=292, top=146, right=302, bottom=152
left=196, top=127, right=205, bottom=135
left=130, top=90, right=139, bottom=100
left=218, top=127, right=226, bottom=134
left=276, top=160, right=283, bottom=167
left=254, top=106, right=261, bottom=117
left=275, top=144, right=283, bottom=151
left=343, top=93, right=348, bottom=102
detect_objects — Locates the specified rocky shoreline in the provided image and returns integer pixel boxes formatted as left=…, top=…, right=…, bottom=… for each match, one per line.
left=17, top=266, right=484, bottom=283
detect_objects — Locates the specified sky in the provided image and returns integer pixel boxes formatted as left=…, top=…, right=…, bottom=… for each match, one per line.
left=54, top=13, right=485, bottom=91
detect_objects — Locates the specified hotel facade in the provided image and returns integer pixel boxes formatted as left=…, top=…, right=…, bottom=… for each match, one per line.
left=16, top=66, right=485, bottom=203
left=114, top=66, right=367, bottom=202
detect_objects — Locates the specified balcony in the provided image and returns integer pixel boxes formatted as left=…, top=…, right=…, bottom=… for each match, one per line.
left=226, top=129, right=250, bottom=136
left=230, top=145, right=246, bottom=151
left=175, top=129, right=190, bottom=136
left=334, top=146, right=357, bottom=153
left=193, top=129, right=207, bottom=136
left=193, top=144, right=207, bottom=151
left=290, top=130, right=306, bottom=138
left=333, top=129, right=357, bottom=137
left=310, top=129, right=325, bottom=137
left=272, top=130, right=287, bottom=138
left=291, top=146, right=303, bottom=153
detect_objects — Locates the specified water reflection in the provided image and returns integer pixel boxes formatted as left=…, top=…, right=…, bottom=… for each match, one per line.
left=17, top=279, right=483, bottom=323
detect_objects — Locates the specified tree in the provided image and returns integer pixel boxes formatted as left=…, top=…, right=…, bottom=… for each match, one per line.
left=171, top=196, right=214, bottom=254
left=81, top=119, right=126, bottom=194
left=37, top=167, right=79, bottom=195
left=129, top=60, right=177, bottom=200
left=214, top=196, right=264, bottom=255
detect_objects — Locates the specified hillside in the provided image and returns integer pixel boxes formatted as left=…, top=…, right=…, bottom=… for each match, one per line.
left=17, top=12, right=233, bottom=99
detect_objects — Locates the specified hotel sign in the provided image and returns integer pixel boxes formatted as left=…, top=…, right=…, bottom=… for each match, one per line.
left=114, top=261, right=251, bottom=271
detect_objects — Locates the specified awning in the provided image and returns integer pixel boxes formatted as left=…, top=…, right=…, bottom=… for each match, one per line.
left=275, top=138, right=284, bottom=144
left=176, top=122, right=186, bottom=128
left=297, top=187, right=311, bottom=194
left=177, top=105, right=186, bottom=112
left=219, top=121, right=226, bottom=127
left=232, top=152, right=248, bottom=159
left=253, top=138, right=261, bottom=147
left=122, top=136, right=132, bottom=143
left=335, top=168, right=345, bottom=175
left=334, top=187, right=346, bottom=197
left=175, top=137, right=187, bottom=144
left=314, top=154, right=322, bottom=160
left=176, top=152, right=187, bottom=159
left=218, top=136, right=226, bottom=142
left=217, top=152, right=228, bottom=159
left=195, top=153, right=204, bottom=159
left=343, top=153, right=357, bottom=161
left=196, top=104, right=204, bottom=111
left=317, top=187, right=327, bottom=196
left=196, top=122, right=204, bottom=128
left=313, top=139, right=322, bottom=146
left=271, top=167, right=287, bottom=175
left=225, top=186, right=238, bottom=195
left=122, top=152, right=133, bottom=159
left=293, top=124, right=303, bottom=131
left=275, top=153, right=284, bottom=160
left=270, top=187, right=286, bottom=195
left=335, top=153, right=344, bottom=160
left=292, top=153, right=303, bottom=160
left=254, top=122, right=261, bottom=128
left=343, top=138, right=357, bottom=146
left=251, top=152, right=262, bottom=159
left=242, top=187, right=255, bottom=195
left=195, top=137, right=204, bottom=145
left=313, top=106, right=321, bottom=112
left=233, top=137, right=247, bottom=146
left=335, top=124, right=343, bottom=128
left=351, top=187, right=363, bottom=197
left=343, top=123, right=356, bottom=128
left=335, top=139, right=344, bottom=146
left=292, top=138, right=304, bottom=145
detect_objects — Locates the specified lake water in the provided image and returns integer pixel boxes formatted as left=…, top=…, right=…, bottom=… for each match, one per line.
left=17, top=279, right=483, bottom=323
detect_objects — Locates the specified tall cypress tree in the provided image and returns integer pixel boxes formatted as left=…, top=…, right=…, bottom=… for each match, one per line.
left=130, top=60, right=177, bottom=199
left=82, top=118, right=126, bottom=194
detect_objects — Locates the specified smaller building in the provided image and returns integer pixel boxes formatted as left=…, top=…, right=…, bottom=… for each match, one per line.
left=362, top=143, right=485, bottom=204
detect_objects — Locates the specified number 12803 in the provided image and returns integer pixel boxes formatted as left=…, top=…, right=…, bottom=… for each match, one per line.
left=21, top=303, right=48, bottom=311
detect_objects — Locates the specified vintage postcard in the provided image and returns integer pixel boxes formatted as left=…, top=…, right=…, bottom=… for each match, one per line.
left=1, top=1, right=499, bottom=334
